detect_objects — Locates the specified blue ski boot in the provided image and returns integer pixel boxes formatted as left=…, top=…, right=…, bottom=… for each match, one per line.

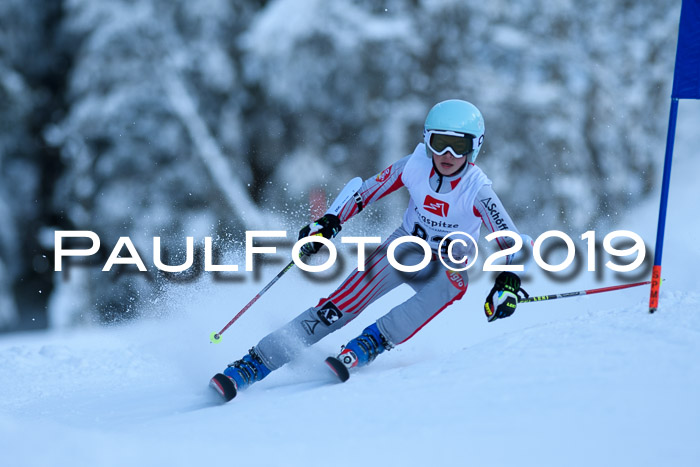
left=224, top=347, right=271, bottom=391
left=210, top=348, right=271, bottom=401
left=325, top=323, right=392, bottom=382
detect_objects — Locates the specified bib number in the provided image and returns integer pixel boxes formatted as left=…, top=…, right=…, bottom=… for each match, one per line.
left=411, top=223, right=451, bottom=255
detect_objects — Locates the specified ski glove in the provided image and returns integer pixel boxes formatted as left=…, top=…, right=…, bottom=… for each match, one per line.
left=298, top=214, right=342, bottom=256
left=484, top=272, right=529, bottom=322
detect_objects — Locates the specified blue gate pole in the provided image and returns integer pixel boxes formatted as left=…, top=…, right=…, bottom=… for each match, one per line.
left=649, top=97, right=680, bottom=313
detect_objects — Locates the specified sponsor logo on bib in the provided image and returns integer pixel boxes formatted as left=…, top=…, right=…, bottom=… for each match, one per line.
left=423, top=195, right=450, bottom=217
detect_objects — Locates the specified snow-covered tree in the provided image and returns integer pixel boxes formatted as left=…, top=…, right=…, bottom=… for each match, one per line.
left=48, top=0, right=278, bottom=322
left=242, top=0, right=678, bottom=233
left=1, top=0, right=683, bottom=328
left=0, top=0, right=65, bottom=329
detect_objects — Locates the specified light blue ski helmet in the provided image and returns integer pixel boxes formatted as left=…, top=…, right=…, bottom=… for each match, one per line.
left=424, top=99, right=485, bottom=163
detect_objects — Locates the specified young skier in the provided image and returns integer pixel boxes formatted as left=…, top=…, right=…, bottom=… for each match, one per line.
left=211, top=99, right=532, bottom=401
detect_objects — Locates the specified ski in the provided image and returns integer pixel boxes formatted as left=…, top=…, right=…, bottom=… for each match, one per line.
left=210, top=358, right=350, bottom=404
left=325, top=356, right=350, bottom=383
left=210, top=373, right=237, bottom=402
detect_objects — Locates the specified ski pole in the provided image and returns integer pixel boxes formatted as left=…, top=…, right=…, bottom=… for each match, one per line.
left=518, top=280, right=652, bottom=304
left=209, top=177, right=363, bottom=344
left=210, top=259, right=296, bottom=343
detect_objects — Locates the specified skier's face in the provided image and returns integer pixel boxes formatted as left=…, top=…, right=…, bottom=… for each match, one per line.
left=432, top=151, right=467, bottom=176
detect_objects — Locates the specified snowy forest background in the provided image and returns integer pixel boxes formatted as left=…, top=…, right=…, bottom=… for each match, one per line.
left=0, top=0, right=684, bottom=331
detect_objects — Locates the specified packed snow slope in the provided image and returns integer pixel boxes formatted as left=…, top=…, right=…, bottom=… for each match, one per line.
left=2, top=103, right=699, bottom=467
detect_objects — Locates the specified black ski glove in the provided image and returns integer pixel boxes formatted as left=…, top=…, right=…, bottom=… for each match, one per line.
left=484, top=272, right=529, bottom=322
left=298, top=214, right=342, bottom=256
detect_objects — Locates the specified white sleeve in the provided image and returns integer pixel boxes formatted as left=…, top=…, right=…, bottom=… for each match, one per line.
left=474, top=184, right=533, bottom=272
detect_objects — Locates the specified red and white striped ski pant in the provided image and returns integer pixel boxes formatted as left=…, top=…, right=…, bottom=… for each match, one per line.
left=255, top=226, right=468, bottom=370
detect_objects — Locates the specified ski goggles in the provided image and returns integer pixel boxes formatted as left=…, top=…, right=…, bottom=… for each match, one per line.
left=425, top=130, right=478, bottom=158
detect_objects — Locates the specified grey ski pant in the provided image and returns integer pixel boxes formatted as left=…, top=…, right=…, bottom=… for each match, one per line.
left=255, top=226, right=468, bottom=370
